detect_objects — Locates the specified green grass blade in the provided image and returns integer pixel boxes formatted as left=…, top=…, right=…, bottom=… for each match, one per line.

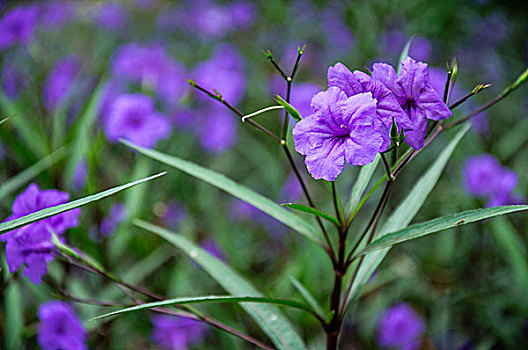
left=288, top=276, right=326, bottom=318
left=397, top=36, right=414, bottom=74
left=346, top=124, right=470, bottom=304
left=0, top=172, right=166, bottom=235
left=357, top=205, right=528, bottom=256
left=134, top=219, right=306, bottom=350
left=91, top=295, right=315, bottom=321
left=282, top=203, right=340, bottom=227
left=345, top=154, right=380, bottom=217
left=122, top=139, right=323, bottom=247
left=0, top=147, right=69, bottom=202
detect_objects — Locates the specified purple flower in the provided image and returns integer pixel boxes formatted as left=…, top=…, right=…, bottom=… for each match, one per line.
left=159, top=200, right=187, bottom=229
left=71, top=159, right=88, bottom=192
left=200, top=239, right=224, bottom=261
left=43, top=55, right=82, bottom=111
left=377, top=303, right=425, bottom=350
left=104, top=93, right=171, bottom=148
left=464, top=154, right=521, bottom=206
left=372, top=57, right=452, bottom=149
left=0, top=4, right=39, bottom=49
left=0, top=184, right=80, bottom=284
left=279, top=171, right=304, bottom=203
left=111, top=43, right=187, bottom=106
left=99, top=202, right=127, bottom=237
left=293, top=88, right=384, bottom=181
left=2, top=63, right=28, bottom=99
left=198, top=107, right=237, bottom=153
left=151, top=315, right=207, bottom=350
left=37, top=301, right=87, bottom=350
left=327, top=62, right=412, bottom=151
left=41, top=1, right=76, bottom=29
left=92, top=1, right=128, bottom=31
left=191, top=44, right=246, bottom=105
left=229, top=200, right=287, bottom=237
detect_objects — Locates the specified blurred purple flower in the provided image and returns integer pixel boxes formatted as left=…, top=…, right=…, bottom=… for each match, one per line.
left=158, top=0, right=255, bottom=39
left=2, top=63, right=28, bottom=99
left=98, top=79, right=126, bottom=124
left=229, top=200, right=287, bottom=237
left=464, top=154, right=521, bottom=206
left=93, top=1, right=128, bottom=31
left=99, top=202, right=127, bottom=237
left=198, top=107, right=237, bottom=153
left=151, top=315, right=207, bottom=350
left=322, top=10, right=355, bottom=53
left=170, top=108, right=196, bottom=129
left=293, top=88, right=383, bottom=181
left=104, top=93, right=171, bottom=148
left=43, top=55, right=82, bottom=111
left=111, top=43, right=187, bottom=106
left=382, top=32, right=431, bottom=61
left=279, top=171, right=303, bottom=203
left=372, top=57, right=452, bottom=150
left=377, top=303, right=425, bottom=350
left=38, top=301, right=87, bottom=350
left=0, top=184, right=80, bottom=284
left=133, top=0, right=158, bottom=9
left=71, top=159, right=88, bottom=192
left=328, top=62, right=412, bottom=151
left=0, top=4, right=39, bottom=49
left=160, top=200, right=187, bottom=229
left=41, top=1, right=76, bottom=29
left=201, top=239, right=224, bottom=261
left=191, top=44, right=246, bottom=105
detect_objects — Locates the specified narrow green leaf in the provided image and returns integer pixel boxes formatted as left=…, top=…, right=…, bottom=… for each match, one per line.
left=0, top=172, right=166, bottom=235
left=0, top=114, right=14, bottom=126
left=4, top=282, right=23, bottom=349
left=276, top=95, right=302, bottom=122
left=345, top=154, right=380, bottom=217
left=357, top=205, right=528, bottom=256
left=288, top=276, right=325, bottom=318
left=0, top=147, right=69, bottom=202
left=0, top=92, right=49, bottom=157
left=282, top=203, right=340, bottom=227
left=91, top=295, right=315, bottom=321
left=397, top=36, right=414, bottom=74
left=489, top=217, right=528, bottom=292
left=134, top=220, right=306, bottom=350
left=122, top=139, right=323, bottom=246
left=346, top=124, right=470, bottom=304
left=64, top=81, right=104, bottom=185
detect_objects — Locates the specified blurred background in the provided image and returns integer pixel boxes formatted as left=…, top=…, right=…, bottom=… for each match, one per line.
left=0, top=0, right=527, bottom=349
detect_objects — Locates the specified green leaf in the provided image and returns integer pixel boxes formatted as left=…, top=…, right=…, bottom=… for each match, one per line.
left=397, top=36, right=414, bottom=74
left=288, top=276, right=325, bottom=318
left=345, top=124, right=470, bottom=304
left=134, top=220, right=306, bottom=350
left=0, top=172, right=166, bottom=235
left=122, top=139, right=323, bottom=246
left=0, top=114, right=14, bottom=126
left=345, top=154, right=380, bottom=217
left=64, top=81, right=104, bottom=186
left=4, top=281, right=23, bottom=349
left=0, top=92, right=49, bottom=158
left=275, top=95, right=302, bottom=122
left=282, top=203, right=340, bottom=227
left=0, top=147, right=69, bottom=202
left=91, top=295, right=315, bottom=321
left=489, top=217, right=528, bottom=292
left=356, top=205, right=528, bottom=256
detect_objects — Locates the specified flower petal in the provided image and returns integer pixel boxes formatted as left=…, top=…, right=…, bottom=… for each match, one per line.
left=304, top=138, right=346, bottom=181
left=398, top=57, right=428, bottom=98
left=416, top=85, right=452, bottom=121
left=327, top=62, right=364, bottom=97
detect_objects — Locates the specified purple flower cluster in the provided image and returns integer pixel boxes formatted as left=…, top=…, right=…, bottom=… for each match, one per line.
left=2, top=63, right=28, bottom=99
left=157, top=0, right=256, bottom=39
left=151, top=315, right=207, bottom=350
left=1, top=184, right=80, bottom=284
left=40, top=1, right=76, bottom=29
left=104, top=93, right=171, bottom=148
left=464, top=154, right=522, bottom=206
left=0, top=4, right=39, bottom=49
left=377, top=303, right=425, bottom=350
left=111, top=43, right=187, bottom=107
left=293, top=56, right=451, bottom=181
left=37, top=301, right=87, bottom=350
left=43, top=55, right=82, bottom=111
left=91, top=1, right=128, bottom=31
